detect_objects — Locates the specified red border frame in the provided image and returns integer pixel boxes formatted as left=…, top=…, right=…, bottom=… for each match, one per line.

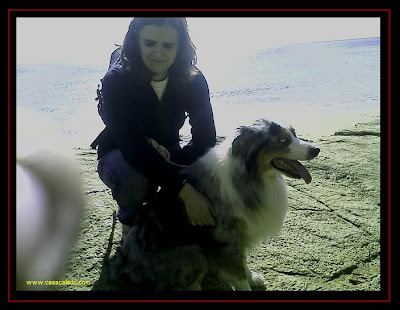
left=8, top=8, right=391, bottom=303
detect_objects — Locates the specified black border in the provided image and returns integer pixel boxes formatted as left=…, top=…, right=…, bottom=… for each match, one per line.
left=8, top=9, right=391, bottom=304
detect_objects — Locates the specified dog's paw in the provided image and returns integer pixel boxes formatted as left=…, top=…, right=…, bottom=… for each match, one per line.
left=248, top=271, right=265, bottom=288
left=233, top=280, right=252, bottom=291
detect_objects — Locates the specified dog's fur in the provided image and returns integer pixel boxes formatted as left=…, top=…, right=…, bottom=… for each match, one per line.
left=109, top=118, right=320, bottom=291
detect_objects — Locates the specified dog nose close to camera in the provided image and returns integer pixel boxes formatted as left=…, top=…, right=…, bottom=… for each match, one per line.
left=310, top=147, right=320, bottom=158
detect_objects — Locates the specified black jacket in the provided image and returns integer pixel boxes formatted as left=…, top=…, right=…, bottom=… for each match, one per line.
left=91, top=63, right=216, bottom=196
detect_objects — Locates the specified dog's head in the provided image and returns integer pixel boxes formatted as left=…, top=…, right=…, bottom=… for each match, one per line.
left=232, top=119, right=320, bottom=183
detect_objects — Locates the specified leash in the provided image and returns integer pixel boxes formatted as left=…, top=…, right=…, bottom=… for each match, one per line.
left=146, top=137, right=189, bottom=168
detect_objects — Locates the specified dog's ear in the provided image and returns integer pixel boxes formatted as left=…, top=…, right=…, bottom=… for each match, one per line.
left=245, top=148, right=259, bottom=177
left=232, top=126, right=252, bottom=157
left=233, top=126, right=268, bottom=177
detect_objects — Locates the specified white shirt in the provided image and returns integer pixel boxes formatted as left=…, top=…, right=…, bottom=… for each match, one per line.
left=150, top=76, right=169, bottom=102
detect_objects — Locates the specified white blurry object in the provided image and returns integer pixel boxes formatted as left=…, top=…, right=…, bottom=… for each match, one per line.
left=16, top=107, right=84, bottom=290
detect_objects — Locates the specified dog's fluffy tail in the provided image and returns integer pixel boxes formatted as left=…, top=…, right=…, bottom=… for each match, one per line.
left=109, top=244, right=207, bottom=291
left=154, top=245, right=208, bottom=291
left=108, top=246, right=133, bottom=289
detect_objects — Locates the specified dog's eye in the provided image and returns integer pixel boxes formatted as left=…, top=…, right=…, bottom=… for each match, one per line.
left=280, top=137, right=286, bottom=143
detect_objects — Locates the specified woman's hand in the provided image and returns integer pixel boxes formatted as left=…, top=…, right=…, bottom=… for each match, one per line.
left=178, top=182, right=216, bottom=226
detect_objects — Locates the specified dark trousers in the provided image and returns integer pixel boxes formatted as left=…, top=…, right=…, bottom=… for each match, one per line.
left=97, top=149, right=158, bottom=225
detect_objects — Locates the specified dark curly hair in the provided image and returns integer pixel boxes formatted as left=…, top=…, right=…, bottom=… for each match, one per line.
left=121, top=17, right=198, bottom=80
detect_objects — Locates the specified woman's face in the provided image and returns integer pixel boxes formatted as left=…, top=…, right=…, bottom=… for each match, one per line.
left=138, top=24, right=179, bottom=81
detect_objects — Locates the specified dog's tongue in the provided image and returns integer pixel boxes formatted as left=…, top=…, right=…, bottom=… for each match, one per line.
left=289, top=160, right=312, bottom=184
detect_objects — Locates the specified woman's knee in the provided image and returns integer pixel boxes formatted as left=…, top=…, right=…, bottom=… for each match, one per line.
left=97, top=149, right=157, bottom=206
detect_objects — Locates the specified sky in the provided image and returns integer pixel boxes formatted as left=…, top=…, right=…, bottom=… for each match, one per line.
left=16, top=17, right=380, bottom=68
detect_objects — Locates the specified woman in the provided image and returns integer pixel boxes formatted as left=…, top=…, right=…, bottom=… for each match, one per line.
left=91, top=18, right=217, bottom=234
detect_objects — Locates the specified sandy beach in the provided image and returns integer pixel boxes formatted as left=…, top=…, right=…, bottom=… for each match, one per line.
left=54, top=115, right=382, bottom=294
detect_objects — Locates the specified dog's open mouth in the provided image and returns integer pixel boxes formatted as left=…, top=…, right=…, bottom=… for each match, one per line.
left=271, top=159, right=312, bottom=184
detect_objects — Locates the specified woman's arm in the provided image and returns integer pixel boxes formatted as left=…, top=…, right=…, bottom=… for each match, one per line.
left=173, top=71, right=217, bottom=165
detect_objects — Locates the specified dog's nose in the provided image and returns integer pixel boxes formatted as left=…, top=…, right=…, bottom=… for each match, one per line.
left=310, top=147, right=320, bottom=157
